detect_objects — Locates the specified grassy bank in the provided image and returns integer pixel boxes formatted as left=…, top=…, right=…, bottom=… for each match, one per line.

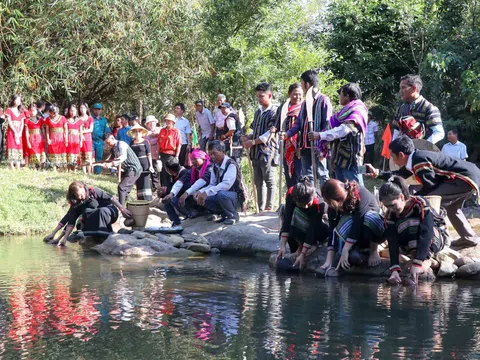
left=0, top=168, right=118, bottom=236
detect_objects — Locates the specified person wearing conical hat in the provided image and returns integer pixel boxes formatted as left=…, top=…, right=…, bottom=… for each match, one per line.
left=128, top=123, right=154, bottom=201
left=158, top=113, right=182, bottom=187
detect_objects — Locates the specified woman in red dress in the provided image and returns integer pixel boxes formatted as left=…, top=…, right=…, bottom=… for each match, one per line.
left=5, top=94, right=25, bottom=170
left=79, top=102, right=94, bottom=174
left=24, top=104, right=46, bottom=168
left=66, top=104, right=83, bottom=172
left=45, top=104, right=68, bottom=170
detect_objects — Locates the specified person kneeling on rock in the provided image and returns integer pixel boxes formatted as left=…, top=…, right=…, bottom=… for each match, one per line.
left=44, top=181, right=133, bottom=247
left=159, top=156, right=207, bottom=226
left=194, top=140, right=246, bottom=225
left=320, top=179, right=385, bottom=272
left=276, top=177, right=329, bottom=269
left=380, top=176, right=448, bottom=284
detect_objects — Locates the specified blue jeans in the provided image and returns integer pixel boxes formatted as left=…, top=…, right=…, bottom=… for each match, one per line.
left=205, top=191, right=238, bottom=219
left=335, top=165, right=364, bottom=186
left=93, top=140, right=104, bottom=175
left=300, top=149, right=329, bottom=187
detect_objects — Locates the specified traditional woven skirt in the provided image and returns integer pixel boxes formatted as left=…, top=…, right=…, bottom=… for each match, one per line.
left=333, top=211, right=385, bottom=253
left=396, top=217, right=445, bottom=259
left=80, top=133, right=93, bottom=164
left=28, top=129, right=46, bottom=165
left=136, top=171, right=153, bottom=200
left=6, top=124, right=23, bottom=162
left=67, top=130, right=81, bottom=166
left=48, top=130, right=67, bottom=167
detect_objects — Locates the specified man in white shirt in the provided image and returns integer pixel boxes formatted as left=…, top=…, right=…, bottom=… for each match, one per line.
left=195, top=99, right=215, bottom=151
left=441, top=129, right=468, bottom=160
left=194, top=140, right=241, bottom=225
left=365, top=111, right=379, bottom=165
left=174, top=102, right=192, bottom=166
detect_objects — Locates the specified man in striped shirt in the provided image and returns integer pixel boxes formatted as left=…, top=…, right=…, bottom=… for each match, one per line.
left=243, top=82, right=279, bottom=211
left=392, top=74, right=444, bottom=144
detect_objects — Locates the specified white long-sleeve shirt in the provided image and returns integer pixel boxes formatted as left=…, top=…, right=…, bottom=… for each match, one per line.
left=319, top=123, right=353, bottom=141
left=200, top=156, right=237, bottom=197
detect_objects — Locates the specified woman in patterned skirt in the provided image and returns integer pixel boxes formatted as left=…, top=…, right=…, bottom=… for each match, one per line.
left=128, top=124, right=154, bottom=201
left=66, top=104, right=83, bottom=172
left=24, top=104, right=46, bottom=168
left=45, top=104, right=68, bottom=170
left=5, top=94, right=25, bottom=170
left=79, top=102, right=93, bottom=174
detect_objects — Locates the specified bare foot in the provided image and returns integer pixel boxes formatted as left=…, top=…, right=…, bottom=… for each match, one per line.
left=368, top=252, right=382, bottom=267
left=48, top=238, right=59, bottom=245
left=320, top=261, right=332, bottom=270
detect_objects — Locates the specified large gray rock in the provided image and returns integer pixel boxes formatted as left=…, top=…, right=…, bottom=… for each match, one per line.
left=186, top=243, right=211, bottom=253
left=456, top=262, right=480, bottom=278
left=207, top=224, right=279, bottom=254
left=454, top=257, right=474, bottom=268
left=437, top=262, right=458, bottom=278
left=92, top=234, right=188, bottom=257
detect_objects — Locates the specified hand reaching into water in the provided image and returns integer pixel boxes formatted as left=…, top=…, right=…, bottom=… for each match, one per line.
left=276, top=244, right=286, bottom=262
left=387, top=270, right=402, bottom=285
left=293, top=253, right=306, bottom=269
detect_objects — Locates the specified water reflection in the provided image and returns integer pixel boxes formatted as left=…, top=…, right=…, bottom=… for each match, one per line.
left=0, top=238, right=480, bottom=359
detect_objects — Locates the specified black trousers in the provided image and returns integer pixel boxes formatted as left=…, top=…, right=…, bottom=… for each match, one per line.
left=150, top=159, right=160, bottom=191
left=118, top=170, right=141, bottom=206
left=83, top=205, right=119, bottom=233
left=365, top=144, right=375, bottom=166
left=160, top=153, right=175, bottom=187
left=178, top=144, right=189, bottom=168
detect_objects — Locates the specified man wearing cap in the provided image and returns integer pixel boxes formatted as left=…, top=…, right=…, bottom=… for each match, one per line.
left=218, top=102, right=242, bottom=164
left=102, top=133, right=142, bottom=206
left=92, top=103, right=111, bottom=174
left=158, top=114, right=182, bottom=187
left=173, top=103, right=192, bottom=166
left=365, top=111, right=379, bottom=165
left=195, top=100, right=215, bottom=151
left=145, top=115, right=161, bottom=191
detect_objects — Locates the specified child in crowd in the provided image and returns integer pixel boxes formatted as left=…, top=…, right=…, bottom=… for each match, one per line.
left=66, top=104, right=83, bottom=172
left=277, top=177, right=329, bottom=269
left=24, top=104, right=46, bottom=169
left=128, top=124, right=154, bottom=201
left=379, top=176, right=448, bottom=284
left=320, top=179, right=384, bottom=271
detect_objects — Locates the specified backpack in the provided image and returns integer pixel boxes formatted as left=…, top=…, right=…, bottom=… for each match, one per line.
left=216, top=158, right=248, bottom=210
left=398, top=116, right=425, bottom=139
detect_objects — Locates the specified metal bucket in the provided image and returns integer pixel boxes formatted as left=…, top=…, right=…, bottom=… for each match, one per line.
left=127, top=200, right=151, bottom=228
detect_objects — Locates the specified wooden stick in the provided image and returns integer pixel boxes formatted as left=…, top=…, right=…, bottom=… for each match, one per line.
left=308, top=119, right=318, bottom=188
left=246, top=148, right=259, bottom=214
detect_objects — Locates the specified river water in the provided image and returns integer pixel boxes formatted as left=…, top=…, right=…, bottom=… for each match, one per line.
left=0, top=237, right=480, bottom=359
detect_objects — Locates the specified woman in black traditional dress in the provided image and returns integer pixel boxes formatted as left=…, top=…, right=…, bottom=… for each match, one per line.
left=44, top=181, right=133, bottom=247
left=128, top=124, right=154, bottom=200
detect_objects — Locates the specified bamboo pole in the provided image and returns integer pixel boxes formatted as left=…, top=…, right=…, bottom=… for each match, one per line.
left=308, top=119, right=318, bottom=188
left=247, top=148, right=259, bottom=214
left=278, top=131, right=284, bottom=209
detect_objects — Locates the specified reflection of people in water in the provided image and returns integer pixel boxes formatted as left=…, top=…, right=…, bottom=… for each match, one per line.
left=43, top=181, right=133, bottom=246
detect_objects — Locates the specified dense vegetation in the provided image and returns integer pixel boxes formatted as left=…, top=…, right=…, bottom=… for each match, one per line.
left=1, top=0, right=479, bottom=155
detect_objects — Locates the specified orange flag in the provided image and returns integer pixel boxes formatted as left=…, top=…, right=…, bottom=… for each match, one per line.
left=381, top=123, right=392, bottom=159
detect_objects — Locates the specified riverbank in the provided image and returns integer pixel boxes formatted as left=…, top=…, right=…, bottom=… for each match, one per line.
left=0, top=168, right=118, bottom=235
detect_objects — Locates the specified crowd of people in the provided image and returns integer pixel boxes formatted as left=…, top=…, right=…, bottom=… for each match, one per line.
left=5, top=69, right=480, bottom=284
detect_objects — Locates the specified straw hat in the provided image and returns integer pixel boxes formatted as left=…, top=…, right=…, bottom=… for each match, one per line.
left=145, top=115, right=158, bottom=125
left=127, top=123, right=148, bottom=137
left=164, top=113, right=176, bottom=123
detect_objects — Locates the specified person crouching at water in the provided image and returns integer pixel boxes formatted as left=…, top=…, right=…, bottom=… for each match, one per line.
left=320, top=179, right=384, bottom=271
left=379, top=176, right=448, bottom=284
left=44, top=181, right=133, bottom=247
left=161, top=150, right=212, bottom=225
left=277, top=177, right=329, bottom=269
